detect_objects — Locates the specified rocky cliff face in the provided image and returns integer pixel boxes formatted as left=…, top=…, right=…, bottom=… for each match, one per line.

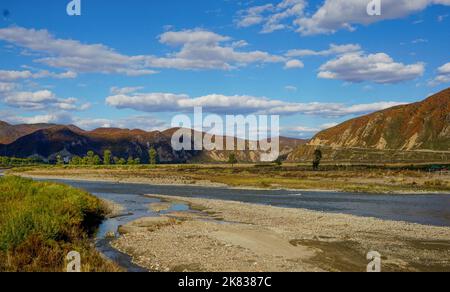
left=308, top=88, right=450, bottom=151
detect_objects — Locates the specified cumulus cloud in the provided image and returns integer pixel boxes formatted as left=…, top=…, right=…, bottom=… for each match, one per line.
left=295, top=0, right=450, bottom=35
left=1, top=89, right=89, bottom=111
left=236, top=0, right=450, bottom=36
left=318, top=52, right=425, bottom=84
left=429, top=62, right=450, bottom=85
left=149, top=29, right=285, bottom=70
left=284, top=59, right=304, bottom=69
left=235, top=0, right=306, bottom=33
left=0, top=26, right=285, bottom=74
left=106, top=91, right=405, bottom=117
left=0, top=69, right=77, bottom=81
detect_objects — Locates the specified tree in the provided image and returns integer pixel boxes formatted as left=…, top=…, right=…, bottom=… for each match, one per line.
left=134, top=158, right=141, bottom=165
left=274, top=156, right=283, bottom=166
left=127, top=156, right=135, bottom=165
left=56, top=155, right=64, bottom=166
left=70, top=156, right=82, bottom=165
left=103, top=150, right=112, bottom=165
left=313, top=149, right=322, bottom=171
left=86, top=151, right=95, bottom=165
left=228, top=153, right=238, bottom=167
left=148, top=147, right=157, bottom=165
left=92, top=155, right=101, bottom=165
left=117, top=158, right=126, bottom=165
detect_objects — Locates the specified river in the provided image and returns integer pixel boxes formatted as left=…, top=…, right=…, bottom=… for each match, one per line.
left=2, top=172, right=450, bottom=271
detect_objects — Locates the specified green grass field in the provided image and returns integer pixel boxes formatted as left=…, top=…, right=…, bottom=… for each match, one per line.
left=0, top=176, right=120, bottom=272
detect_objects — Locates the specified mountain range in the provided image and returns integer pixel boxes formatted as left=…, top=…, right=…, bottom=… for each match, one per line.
left=0, top=122, right=307, bottom=163
left=1, top=88, right=449, bottom=164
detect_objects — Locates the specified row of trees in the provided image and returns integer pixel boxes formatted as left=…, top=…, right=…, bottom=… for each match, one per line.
left=0, top=156, right=43, bottom=167
left=66, top=148, right=158, bottom=166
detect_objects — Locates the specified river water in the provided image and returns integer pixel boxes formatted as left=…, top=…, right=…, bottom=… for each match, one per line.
left=48, top=179, right=450, bottom=227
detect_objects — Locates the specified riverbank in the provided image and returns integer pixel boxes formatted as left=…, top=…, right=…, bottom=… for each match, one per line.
left=111, top=195, right=450, bottom=272
left=0, top=176, right=121, bottom=272
left=8, top=165, right=450, bottom=194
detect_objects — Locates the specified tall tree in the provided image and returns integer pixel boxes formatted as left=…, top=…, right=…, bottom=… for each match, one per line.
left=103, top=150, right=112, bottom=165
left=313, top=149, right=322, bottom=171
left=149, top=147, right=157, bottom=165
left=228, top=153, right=238, bottom=168
left=86, top=151, right=95, bottom=165
left=56, top=155, right=64, bottom=166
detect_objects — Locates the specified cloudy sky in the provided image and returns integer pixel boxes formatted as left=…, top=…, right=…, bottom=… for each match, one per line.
left=0, top=0, right=449, bottom=138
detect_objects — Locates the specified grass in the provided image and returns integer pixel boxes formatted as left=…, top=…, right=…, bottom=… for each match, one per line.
left=8, top=164, right=450, bottom=194
left=0, top=176, right=121, bottom=272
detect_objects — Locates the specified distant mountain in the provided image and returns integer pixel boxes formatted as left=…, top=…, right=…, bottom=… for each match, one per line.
left=309, top=88, right=450, bottom=151
left=0, top=123, right=306, bottom=163
left=288, top=88, right=450, bottom=163
left=0, top=121, right=57, bottom=144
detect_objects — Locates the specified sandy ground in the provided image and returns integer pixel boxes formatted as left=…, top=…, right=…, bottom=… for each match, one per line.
left=111, top=195, right=450, bottom=272
left=14, top=172, right=229, bottom=188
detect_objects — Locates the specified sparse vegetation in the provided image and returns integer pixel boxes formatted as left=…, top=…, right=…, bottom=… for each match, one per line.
left=0, top=176, right=120, bottom=272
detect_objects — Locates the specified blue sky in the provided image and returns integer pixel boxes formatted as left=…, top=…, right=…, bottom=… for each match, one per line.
left=0, top=0, right=449, bottom=138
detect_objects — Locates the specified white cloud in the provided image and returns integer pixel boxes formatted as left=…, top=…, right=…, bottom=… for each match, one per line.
left=235, top=0, right=306, bottom=33
left=235, top=4, right=274, bottom=28
left=3, top=111, right=167, bottom=132
left=110, top=86, right=144, bottom=95
left=106, top=91, right=405, bottom=117
left=159, top=30, right=230, bottom=45
left=0, top=69, right=77, bottom=81
left=74, top=115, right=167, bottom=131
left=284, top=85, right=298, bottom=92
left=238, top=0, right=450, bottom=36
left=0, top=82, right=16, bottom=93
left=318, top=52, right=425, bottom=84
left=0, top=26, right=285, bottom=74
left=1, top=89, right=89, bottom=111
left=284, top=59, right=304, bottom=69
left=286, top=122, right=340, bottom=137
left=149, top=29, right=285, bottom=70
left=3, top=111, right=74, bottom=125
left=286, top=44, right=362, bottom=57
left=295, top=0, right=450, bottom=35
left=429, top=62, right=450, bottom=85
